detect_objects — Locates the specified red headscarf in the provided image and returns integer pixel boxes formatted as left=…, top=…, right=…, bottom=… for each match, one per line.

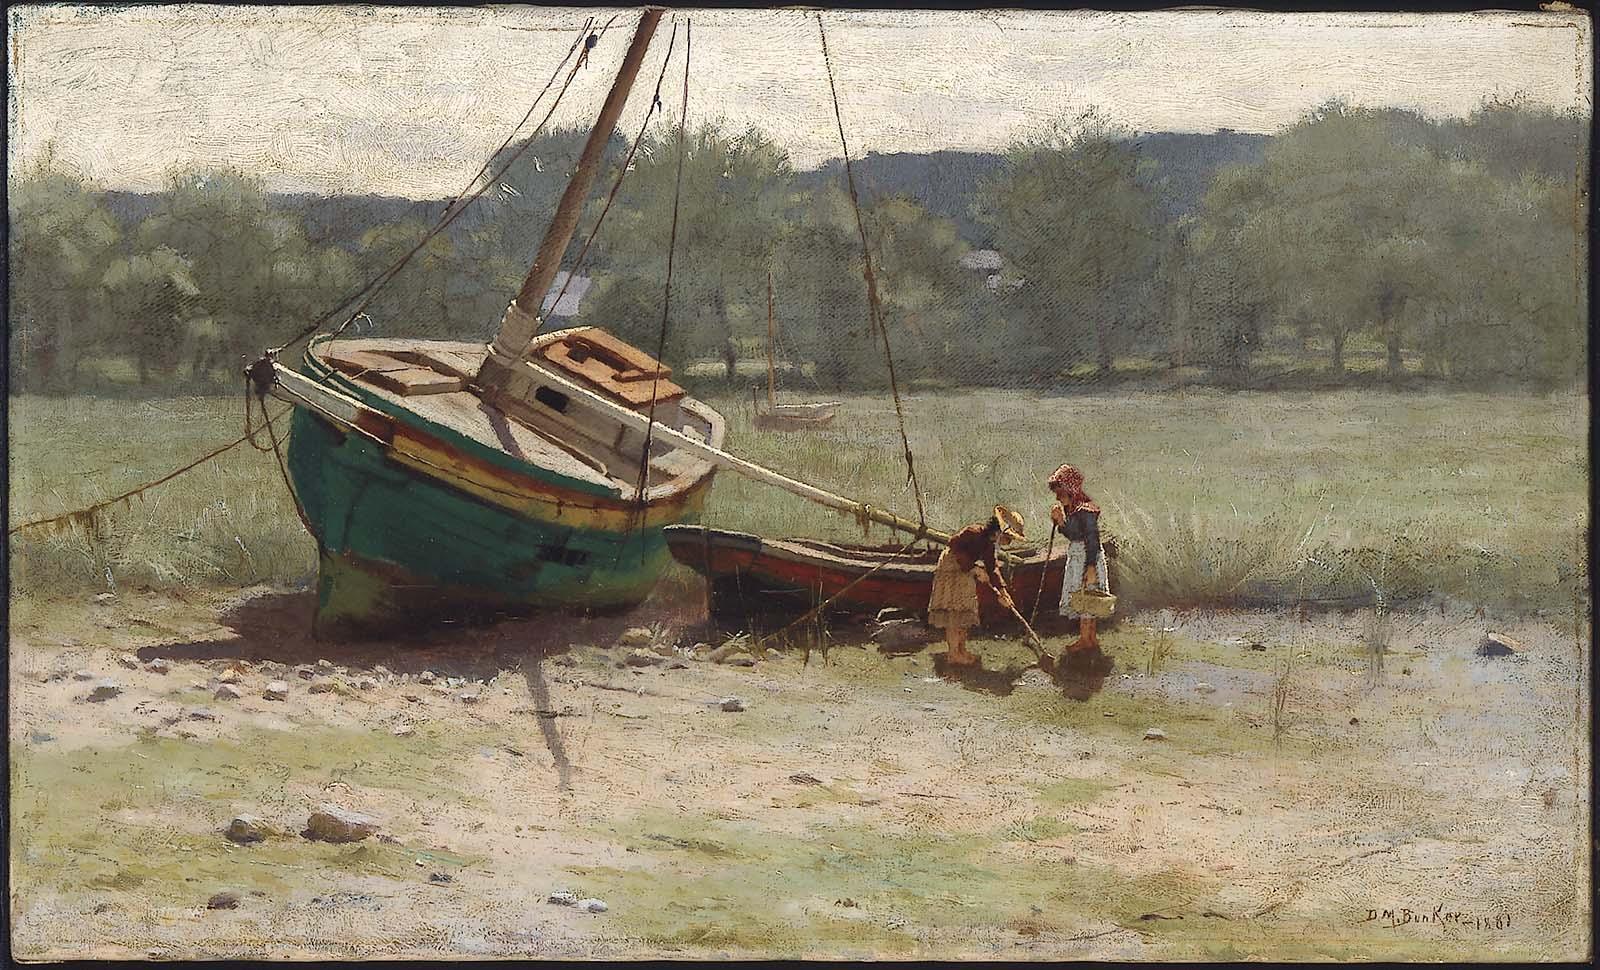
left=1047, top=463, right=1100, bottom=514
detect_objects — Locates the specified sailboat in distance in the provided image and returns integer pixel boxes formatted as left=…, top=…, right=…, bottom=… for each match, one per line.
left=753, top=271, right=842, bottom=431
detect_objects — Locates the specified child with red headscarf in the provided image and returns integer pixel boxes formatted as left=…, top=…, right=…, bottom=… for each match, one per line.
left=1047, top=464, right=1109, bottom=652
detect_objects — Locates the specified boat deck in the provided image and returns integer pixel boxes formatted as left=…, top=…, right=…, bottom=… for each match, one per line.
left=309, top=337, right=713, bottom=497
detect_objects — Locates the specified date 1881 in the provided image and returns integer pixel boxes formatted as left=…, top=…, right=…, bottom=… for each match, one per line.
left=1364, top=904, right=1513, bottom=931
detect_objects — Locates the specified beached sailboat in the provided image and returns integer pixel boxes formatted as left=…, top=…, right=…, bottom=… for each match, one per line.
left=753, top=272, right=840, bottom=431
left=249, top=10, right=953, bottom=636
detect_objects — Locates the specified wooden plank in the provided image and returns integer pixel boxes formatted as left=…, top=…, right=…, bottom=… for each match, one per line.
left=366, top=367, right=465, bottom=396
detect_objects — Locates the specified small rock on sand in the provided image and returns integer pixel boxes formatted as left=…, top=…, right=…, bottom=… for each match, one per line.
left=224, top=815, right=276, bottom=844
left=356, top=676, right=379, bottom=691
left=725, top=656, right=757, bottom=668
left=303, top=806, right=379, bottom=843
left=625, top=649, right=664, bottom=668
left=29, top=730, right=56, bottom=744
left=765, top=648, right=782, bottom=661
left=93, top=592, right=116, bottom=604
left=86, top=680, right=123, bottom=703
left=186, top=707, right=218, bottom=721
left=577, top=898, right=608, bottom=913
left=263, top=681, right=290, bottom=702
left=215, top=684, right=244, bottom=700
left=392, top=724, right=415, bottom=737
left=666, top=660, right=688, bottom=670
left=1143, top=728, right=1168, bottom=741
left=206, top=892, right=240, bottom=910
left=456, top=690, right=481, bottom=705
left=73, top=670, right=96, bottom=681
left=217, top=669, right=242, bottom=685
left=719, top=696, right=747, bottom=712
left=419, top=671, right=437, bottom=684
left=1478, top=633, right=1525, bottom=657
left=295, top=665, right=316, bottom=680
left=307, top=680, right=338, bottom=694
left=145, top=659, right=170, bottom=675
left=1194, top=682, right=1216, bottom=694
left=547, top=891, right=577, bottom=906
left=116, top=654, right=140, bottom=670
left=316, top=659, right=334, bottom=671
left=617, top=627, right=653, bottom=648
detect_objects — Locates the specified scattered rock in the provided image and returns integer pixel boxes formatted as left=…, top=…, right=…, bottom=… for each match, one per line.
left=576, top=898, right=608, bottom=914
left=307, top=680, right=338, bottom=694
left=1143, top=728, right=1168, bottom=741
left=429, top=872, right=453, bottom=884
left=186, top=707, right=218, bottom=721
left=789, top=772, right=823, bottom=785
left=224, top=816, right=276, bottom=844
left=73, top=670, right=97, bottom=681
left=303, top=806, right=380, bottom=843
left=206, top=892, right=240, bottom=910
left=316, top=659, right=335, bottom=671
left=1477, top=633, right=1525, bottom=658
left=625, top=649, right=664, bottom=668
left=214, top=684, right=244, bottom=701
left=295, top=665, right=316, bottom=680
left=719, top=696, right=747, bottom=712
left=1247, top=642, right=1267, bottom=652
left=725, top=656, right=757, bottom=668
left=870, top=618, right=928, bottom=648
left=1102, top=711, right=1116, bottom=718
left=547, top=891, right=578, bottom=907
left=617, top=627, right=654, bottom=648
left=29, top=730, right=55, bottom=744
left=446, top=677, right=465, bottom=689
left=116, top=653, right=141, bottom=670
left=456, top=690, right=481, bottom=705
left=356, top=676, right=379, bottom=691
left=403, top=692, right=423, bottom=703
left=392, top=724, right=415, bottom=737
left=85, top=680, right=123, bottom=703
left=373, top=665, right=392, bottom=678
left=93, top=592, right=116, bottom=604
left=418, top=671, right=437, bottom=684
left=1194, top=682, right=1216, bottom=695
left=666, top=660, right=689, bottom=670
left=263, top=681, right=290, bottom=702
left=705, top=642, right=743, bottom=664
left=216, top=669, right=242, bottom=685
left=145, top=658, right=170, bottom=675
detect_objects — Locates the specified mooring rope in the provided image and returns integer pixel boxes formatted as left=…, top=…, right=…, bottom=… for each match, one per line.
left=817, top=14, right=928, bottom=534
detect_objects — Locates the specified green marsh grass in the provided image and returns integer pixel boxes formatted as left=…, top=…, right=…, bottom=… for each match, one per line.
left=9, top=389, right=1587, bottom=612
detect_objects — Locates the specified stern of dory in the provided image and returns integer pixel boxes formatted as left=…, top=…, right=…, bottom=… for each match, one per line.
left=281, top=327, right=724, bottom=635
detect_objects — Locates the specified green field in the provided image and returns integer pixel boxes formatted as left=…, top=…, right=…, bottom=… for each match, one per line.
left=8, top=389, right=1589, bottom=612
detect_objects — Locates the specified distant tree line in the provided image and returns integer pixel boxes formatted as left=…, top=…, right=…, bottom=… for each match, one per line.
left=7, top=96, right=1587, bottom=395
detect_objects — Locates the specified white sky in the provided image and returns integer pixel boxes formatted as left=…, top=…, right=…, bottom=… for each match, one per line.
left=7, top=4, right=1592, bottom=198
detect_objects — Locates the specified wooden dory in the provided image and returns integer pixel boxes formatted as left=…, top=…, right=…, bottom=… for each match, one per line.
left=664, top=524, right=1103, bottom=628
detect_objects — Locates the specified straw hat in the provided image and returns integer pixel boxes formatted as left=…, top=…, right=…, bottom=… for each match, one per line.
left=993, top=505, right=1026, bottom=541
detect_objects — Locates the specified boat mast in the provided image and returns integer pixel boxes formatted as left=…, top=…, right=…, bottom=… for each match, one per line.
left=766, top=271, right=777, bottom=408
left=477, top=8, right=665, bottom=392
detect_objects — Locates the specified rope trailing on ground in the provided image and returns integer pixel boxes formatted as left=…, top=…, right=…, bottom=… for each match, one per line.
left=9, top=402, right=295, bottom=537
left=763, top=537, right=924, bottom=658
left=632, top=19, right=692, bottom=527
left=521, top=19, right=685, bottom=356
left=817, top=14, right=928, bottom=533
left=10, top=24, right=609, bottom=540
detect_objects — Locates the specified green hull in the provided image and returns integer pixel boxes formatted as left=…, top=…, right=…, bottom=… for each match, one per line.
left=285, top=384, right=705, bottom=638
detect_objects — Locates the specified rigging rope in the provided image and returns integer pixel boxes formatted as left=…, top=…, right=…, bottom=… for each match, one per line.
left=816, top=14, right=928, bottom=534
left=631, top=18, right=692, bottom=531
left=10, top=22, right=611, bottom=540
left=520, top=21, right=685, bottom=355
left=274, top=16, right=605, bottom=354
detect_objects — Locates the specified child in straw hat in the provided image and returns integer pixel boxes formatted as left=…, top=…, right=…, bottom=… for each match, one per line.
left=927, top=506, right=1025, bottom=666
